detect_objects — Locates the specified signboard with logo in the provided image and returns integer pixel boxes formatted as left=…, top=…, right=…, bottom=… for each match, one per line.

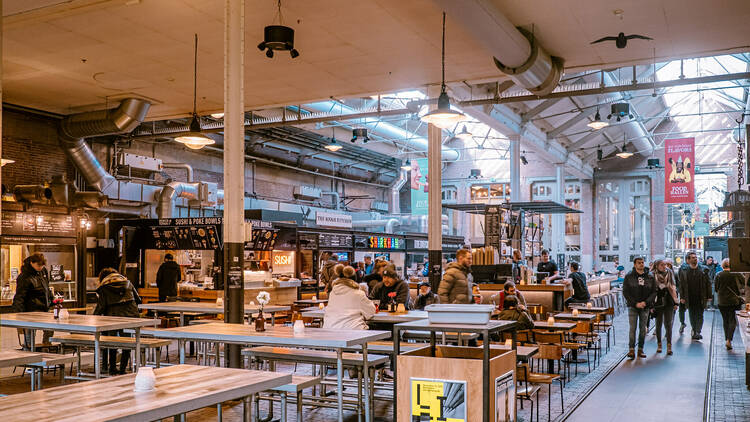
left=410, top=158, right=429, bottom=215
left=664, top=137, right=695, bottom=203
left=355, top=235, right=404, bottom=250
left=316, top=212, right=353, bottom=229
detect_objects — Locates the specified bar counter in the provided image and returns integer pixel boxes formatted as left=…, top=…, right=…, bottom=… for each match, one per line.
left=478, top=274, right=616, bottom=311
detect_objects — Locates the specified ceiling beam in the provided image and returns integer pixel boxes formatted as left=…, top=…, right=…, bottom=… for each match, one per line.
left=521, top=98, right=563, bottom=123
left=547, top=107, right=597, bottom=139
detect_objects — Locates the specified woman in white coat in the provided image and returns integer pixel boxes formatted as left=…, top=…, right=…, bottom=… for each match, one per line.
left=324, top=265, right=376, bottom=330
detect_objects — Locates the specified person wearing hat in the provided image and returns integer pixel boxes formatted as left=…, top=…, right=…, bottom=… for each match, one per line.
left=414, top=281, right=440, bottom=310
left=156, top=253, right=181, bottom=302
left=370, top=265, right=411, bottom=310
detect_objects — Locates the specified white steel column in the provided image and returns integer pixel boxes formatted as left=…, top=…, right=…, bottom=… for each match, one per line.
left=223, top=0, right=245, bottom=368
left=509, top=136, right=521, bottom=202
left=427, top=86, right=443, bottom=290
left=553, top=163, right=566, bottom=264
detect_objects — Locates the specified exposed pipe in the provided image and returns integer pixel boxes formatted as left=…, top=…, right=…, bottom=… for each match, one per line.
left=390, top=169, right=407, bottom=214
left=321, top=191, right=340, bottom=210
left=352, top=218, right=400, bottom=234
left=163, top=163, right=194, bottom=182
left=13, top=185, right=52, bottom=203
left=59, top=98, right=151, bottom=192
left=435, top=0, right=563, bottom=96
left=97, top=205, right=150, bottom=216
left=156, top=182, right=201, bottom=219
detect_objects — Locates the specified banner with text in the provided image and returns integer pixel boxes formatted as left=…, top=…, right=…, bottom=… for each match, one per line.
left=665, top=137, right=695, bottom=203
left=410, top=158, right=429, bottom=215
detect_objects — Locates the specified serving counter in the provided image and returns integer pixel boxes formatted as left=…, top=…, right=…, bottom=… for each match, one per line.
left=138, top=285, right=298, bottom=306
left=477, top=275, right=616, bottom=312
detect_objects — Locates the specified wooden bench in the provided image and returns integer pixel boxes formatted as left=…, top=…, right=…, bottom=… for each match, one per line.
left=262, top=374, right=322, bottom=421
left=25, top=352, right=94, bottom=390
left=242, top=346, right=389, bottom=369
left=51, top=334, right=171, bottom=368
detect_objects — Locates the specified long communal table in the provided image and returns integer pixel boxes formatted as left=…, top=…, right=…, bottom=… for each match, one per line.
left=0, top=364, right=291, bottom=422
left=736, top=311, right=750, bottom=389
left=138, top=302, right=291, bottom=326
left=142, top=322, right=389, bottom=422
left=0, top=350, right=42, bottom=368
left=0, top=312, right=158, bottom=379
left=301, top=308, right=429, bottom=324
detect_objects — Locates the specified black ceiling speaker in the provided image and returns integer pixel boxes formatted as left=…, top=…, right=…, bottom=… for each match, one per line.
left=647, top=158, right=661, bottom=168
left=258, top=25, right=299, bottom=58
left=351, top=128, right=369, bottom=143
left=607, top=103, right=633, bottom=121
left=469, top=169, right=481, bottom=178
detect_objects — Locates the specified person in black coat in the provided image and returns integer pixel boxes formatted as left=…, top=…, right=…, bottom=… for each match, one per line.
left=12, top=253, right=55, bottom=350
left=678, top=252, right=712, bottom=340
left=156, top=253, right=181, bottom=302
left=414, top=281, right=439, bottom=310
left=370, top=267, right=410, bottom=310
left=94, top=268, right=141, bottom=375
left=622, top=257, right=656, bottom=358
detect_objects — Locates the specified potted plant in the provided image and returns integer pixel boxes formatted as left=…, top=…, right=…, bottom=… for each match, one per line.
left=52, top=295, right=64, bottom=319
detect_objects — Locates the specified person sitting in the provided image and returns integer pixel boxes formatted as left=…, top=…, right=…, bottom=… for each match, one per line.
left=323, top=265, right=375, bottom=330
left=363, top=260, right=389, bottom=293
left=94, top=268, right=141, bottom=375
left=370, top=266, right=410, bottom=310
left=414, top=281, right=439, bottom=310
left=563, top=261, right=591, bottom=308
left=472, top=283, right=483, bottom=304
left=495, top=280, right=527, bottom=311
left=496, top=295, right=534, bottom=330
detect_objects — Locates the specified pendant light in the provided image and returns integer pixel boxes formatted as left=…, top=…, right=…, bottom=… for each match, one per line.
left=401, top=159, right=412, bottom=171
left=420, top=13, right=467, bottom=129
left=587, top=108, right=609, bottom=130
left=324, top=126, right=343, bottom=151
left=455, top=125, right=473, bottom=141
left=616, top=144, right=633, bottom=159
left=1, top=158, right=15, bottom=166
left=175, top=34, right=215, bottom=150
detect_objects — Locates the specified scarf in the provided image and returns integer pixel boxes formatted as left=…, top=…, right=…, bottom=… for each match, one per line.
left=655, top=269, right=678, bottom=303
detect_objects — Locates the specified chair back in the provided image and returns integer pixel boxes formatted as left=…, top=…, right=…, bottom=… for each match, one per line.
left=532, top=330, right=564, bottom=345
left=501, top=329, right=531, bottom=343
left=537, top=344, right=563, bottom=360
left=572, top=321, right=592, bottom=335
left=516, top=363, right=530, bottom=382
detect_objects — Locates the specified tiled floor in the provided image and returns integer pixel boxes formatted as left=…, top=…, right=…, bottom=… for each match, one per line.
left=709, top=310, right=750, bottom=422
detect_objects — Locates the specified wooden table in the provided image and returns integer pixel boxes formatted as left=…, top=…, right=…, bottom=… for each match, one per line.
left=568, top=304, right=608, bottom=313
left=392, top=319, right=517, bottom=422
left=301, top=308, right=429, bottom=324
left=736, top=312, right=750, bottom=389
left=0, top=350, right=42, bottom=368
left=533, top=321, right=577, bottom=331
left=142, top=322, right=389, bottom=422
left=0, top=312, right=158, bottom=379
left=553, top=312, right=597, bottom=322
left=138, top=302, right=290, bottom=325
left=0, top=364, right=291, bottom=422
left=294, top=299, right=328, bottom=306
left=491, top=344, right=538, bottom=360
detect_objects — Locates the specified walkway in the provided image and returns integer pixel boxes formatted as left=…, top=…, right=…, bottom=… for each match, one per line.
left=566, top=310, right=716, bottom=422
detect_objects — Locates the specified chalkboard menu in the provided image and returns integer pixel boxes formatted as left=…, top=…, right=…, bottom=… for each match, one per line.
left=319, top=233, right=353, bottom=249
left=298, top=233, right=318, bottom=250
left=151, top=217, right=223, bottom=250
left=484, top=205, right=501, bottom=248
left=244, top=228, right=278, bottom=251
left=1, top=211, right=76, bottom=238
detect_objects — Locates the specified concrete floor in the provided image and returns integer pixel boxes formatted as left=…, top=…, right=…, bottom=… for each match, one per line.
left=566, top=310, right=715, bottom=422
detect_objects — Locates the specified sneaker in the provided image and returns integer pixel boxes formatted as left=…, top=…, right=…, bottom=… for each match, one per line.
left=696, top=333, right=703, bottom=340
left=726, top=340, right=733, bottom=350
left=638, top=349, right=647, bottom=358
left=679, top=324, right=685, bottom=334
left=656, top=342, right=662, bottom=353
left=627, top=348, right=635, bottom=359
left=666, top=344, right=673, bottom=355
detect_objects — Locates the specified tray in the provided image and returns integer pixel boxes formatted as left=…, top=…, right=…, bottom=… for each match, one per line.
left=424, top=304, right=495, bottom=325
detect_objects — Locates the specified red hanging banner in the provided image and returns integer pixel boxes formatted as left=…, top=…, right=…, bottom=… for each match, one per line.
left=664, top=137, right=695, bottom=203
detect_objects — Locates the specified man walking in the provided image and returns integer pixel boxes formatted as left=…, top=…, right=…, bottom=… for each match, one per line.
left=438, top=249, right=473, bottom=304
left=156, top=253, right=181, bottom=302
left=623, top=257, right=656, bottom=359
left=678, top=252, right=712, bottom=340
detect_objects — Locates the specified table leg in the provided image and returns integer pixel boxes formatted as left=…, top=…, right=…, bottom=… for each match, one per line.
left=94, top=332, right=101, bottom=379
left=243, top=396, right=251, bottom=422
left=280, top=392, right=287, bottom=421
left=179, top=339, right=186, bottom=364
left=393, top=325, right=400, bottom=422
left=271, top=312, right=275, bottom=326
left=483, top=329, right=490, bottom=422
left=217, top=402, right=223, bottom=421
left=180, top=312, right=185, bottom=327
left=30, top=329, right=36, bottom=352
left=30, top=368, right=36, bottom=391
left=363, top=342, right=371, bottom=422
left=337, top=348, right=344, bottom=422
left=135, top=327, right=141, bottom=371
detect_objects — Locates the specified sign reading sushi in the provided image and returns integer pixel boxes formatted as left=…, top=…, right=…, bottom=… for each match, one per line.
left=664, top=137, right=695, bottom=204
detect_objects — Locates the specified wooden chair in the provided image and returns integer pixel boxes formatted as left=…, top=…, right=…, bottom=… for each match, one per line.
left=531, top=331, right=570, bottom=385
left=594, top=308, right=616, bottom=351
left=528, top=347, right=565, bottom=419
left=501, top=329, right=532, bottom=345
left=564, top=322, right=597, bottom=373
left=516, top=364, right=540, bottom=422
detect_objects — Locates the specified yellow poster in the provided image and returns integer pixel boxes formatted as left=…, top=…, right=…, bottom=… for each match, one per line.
left=410, top=378, right=467, bottom=422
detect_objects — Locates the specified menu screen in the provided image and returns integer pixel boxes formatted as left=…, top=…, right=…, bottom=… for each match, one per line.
left=1, top=212, right=76, bottom=237
left=244, top=229, right=278, bottom=251
left=319, top=233, right=353, bottom=248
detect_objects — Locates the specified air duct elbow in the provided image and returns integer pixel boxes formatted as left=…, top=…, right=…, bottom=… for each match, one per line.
left=321, top=191, right=340, bottom=210
left=493, top=28, right=563, bottom=96
left=13, top=185, right=53, bottom=204
left=156, top=182, right=201, bottom=219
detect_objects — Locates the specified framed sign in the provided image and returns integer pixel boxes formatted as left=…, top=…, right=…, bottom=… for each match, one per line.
left=410, top=377, right=466, bottom=422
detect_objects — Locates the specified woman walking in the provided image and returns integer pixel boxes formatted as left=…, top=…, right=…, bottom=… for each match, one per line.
left=652, top=259, right=678, bottom=355
left=715, top=258, right=744, bottom=350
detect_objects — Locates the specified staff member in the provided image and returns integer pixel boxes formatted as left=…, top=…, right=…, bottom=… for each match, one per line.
left=156, top=253, right=181, bottom=302
left=537, top=250, right=561, bottom=282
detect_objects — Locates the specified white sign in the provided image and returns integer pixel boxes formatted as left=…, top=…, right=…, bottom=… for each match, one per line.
left=316, top=212, right=352, bottom=228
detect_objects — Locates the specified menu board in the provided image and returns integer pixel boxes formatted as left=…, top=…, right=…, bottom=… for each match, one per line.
left=150, top=217, right=223, bottom=250
left=298, top=233, right=318, bottom=250
left=484, top=205, right=501, bottom=248
left=319, top=233, right=353, bottom=249
left=244, top=228, right=278, bottom=251
left=1, top=211, right=76, bottom=237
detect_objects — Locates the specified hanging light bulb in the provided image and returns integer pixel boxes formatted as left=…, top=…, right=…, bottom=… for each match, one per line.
left=1, top=158, right=15, bottom=166
left=324, top=138, right=342, bottom=152
left=420, top=13, right=468, bottom=129
left=174, top=34, right=215, bottom=151
left=455, top=125, right=473, bottom=141
left=401, top=159, right=412, bottom=171
left=210, top=112, right=224, bottom=119
left=616, top=144, right=633, bottom=159
left=587, top=110, right=609, bottom=130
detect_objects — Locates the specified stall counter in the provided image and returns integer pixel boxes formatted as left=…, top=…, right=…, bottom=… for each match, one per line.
left=138, top=285, right=298, bottom=305
left=476, top=275, right=616, bottom=312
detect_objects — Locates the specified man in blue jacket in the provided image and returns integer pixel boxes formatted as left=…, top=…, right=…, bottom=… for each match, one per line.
left=623, top=257, right=657, bottom=359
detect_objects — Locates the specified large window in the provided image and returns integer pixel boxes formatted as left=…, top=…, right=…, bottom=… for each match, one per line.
left=597, top=178, right=650, bottom=268
left=531, top=181, right=582, bottom=262
left=470, top=183, right=510, bottom=201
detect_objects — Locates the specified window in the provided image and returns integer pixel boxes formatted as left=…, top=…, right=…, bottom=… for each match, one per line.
left=470, top=183, right=510, bottom=201
left=442, top=186, right=457, bottom=202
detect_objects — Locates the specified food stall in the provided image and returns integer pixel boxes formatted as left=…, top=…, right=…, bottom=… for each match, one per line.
left=353, top=234, right=406, bottom=275
left=404, top=234, right=466, bottom=281
left=1, top=209, right=81, bottom=311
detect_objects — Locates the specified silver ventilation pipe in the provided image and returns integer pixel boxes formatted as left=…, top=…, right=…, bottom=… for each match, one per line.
left=59, top=98, right=151, bottom=192
left=163, top=163, right=194, bottom=182
left=390, top=169, right=408, bottom=214
left=156, top=182, right=201, bottom=219
left=352, top=218, right=401, bottom=234
left=321, top=191, right=340, bottom=210
left=435, top=0, right=563, bottom=95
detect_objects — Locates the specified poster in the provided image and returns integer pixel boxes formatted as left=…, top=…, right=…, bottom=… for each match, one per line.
left=495, top=371, right=516, bottom=422
left=664, top=137, right=695, bottom=203
left=411, top=378, right=466, bottom=422
left=410, top=158, right=429, bottom=215
left=693, top=204, right=710, bottom=237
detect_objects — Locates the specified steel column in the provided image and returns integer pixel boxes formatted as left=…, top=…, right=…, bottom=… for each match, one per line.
left=510, top=136, right=521, bottom=202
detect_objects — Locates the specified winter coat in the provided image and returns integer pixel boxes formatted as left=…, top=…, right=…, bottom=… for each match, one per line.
left=496, top=308, right=535, bottom=330
left=678, top=265, right=711, bottom=307
left=622, top=269, right=657, bottom=308
left=156, top=261, right=181, bottom=299
left=715, top=271, right=744, bottom=307
left=12, top=259, right=54, bottom=313
left=495, top=290, right=527, bottom=310
left=438, top=262, right=471, bottom=304
left=569, top=272, right=591, bottom=302
left=320, top=260, right=338, bottom=293
left=370, top=279, right=411, bottom=309
left=94, top=273, right=141, bottom=318
left=323, top=278, right=375, bottom=330
left=414, top=291, right=440, bottom=310
left=653, top=269, right=678, bottom=308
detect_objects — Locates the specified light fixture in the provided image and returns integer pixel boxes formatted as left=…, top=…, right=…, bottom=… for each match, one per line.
left=455, top=125, right=473, bottom=141
left=351, top=128, right=369, bottom=143
left=324, top=138, right=342, bottom=152
left=210, top=113, right=224, bottom=119
left=616, top=144, right=633, bottom=159
left=597, top=148, right=603, bottom=160
left=174, top=34, right=215, bottom=150
left=420, top=13, right=468, bottom=129
left=258, top=1, right=300, bottom=59
left=1, top=158, right=15, bottom=166
left=401, top=159, right=412, bottom=171
left=587, top=109, right=609, bottom=130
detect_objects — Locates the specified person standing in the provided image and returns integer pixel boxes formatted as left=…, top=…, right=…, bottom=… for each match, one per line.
left=12, top=253, right=55, bottom=350
left=652, top=259, right=679, bottom=355
left=363, top=255, right=374, bottom=275
left=511, top=249, right=524, bottom=283
left=623, top=257, right=656, bottom=359
left=355, top=261, right=366, bottom=284
left=319, top=254, right=339, bottom=294
left=678, top=252, right=712, bottom=340
left=563, top=261, right=590, bottom=307
left=675, top=259, right=689, bottom=334
left=438, top=249, right=473, bottom=304
left=537, top=250, right=561, bottom=282
left=715, top=258, right=744, bottom=350
left=94, top=268, right=141, bottom=375
left=156, top=253, right=181, bottom=302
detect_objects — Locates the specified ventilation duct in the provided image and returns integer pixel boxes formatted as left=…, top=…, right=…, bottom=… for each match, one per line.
left=435, top=0, right=563, bottom=96
left=156, top=182, right=201, bottom=219
left=13, top=185, right=53, bottom=204
left=390, top=169, right=408, bottom=214
left=59, top=98, right=151, bottom=192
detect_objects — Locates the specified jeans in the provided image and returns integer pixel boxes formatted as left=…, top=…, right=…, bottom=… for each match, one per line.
left=103, top=330, right=131, bottom=374
left=654, top=306, right=676, bottom=344
left=688, top=303, right=705, bottom=335
left=718, top=304, right=741, bottom=342
left=628, top=307, right=649, bottom=349
left=23, top=329, right=52, bottom=350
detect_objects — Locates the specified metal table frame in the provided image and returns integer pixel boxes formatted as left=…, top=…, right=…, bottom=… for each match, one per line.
left=392, top=319, right=517, bottom=422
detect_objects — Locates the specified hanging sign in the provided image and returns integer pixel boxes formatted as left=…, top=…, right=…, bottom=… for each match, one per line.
left=316, top=212, right=352, bottom=229
left=664, top=137, right=695, bottom=203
